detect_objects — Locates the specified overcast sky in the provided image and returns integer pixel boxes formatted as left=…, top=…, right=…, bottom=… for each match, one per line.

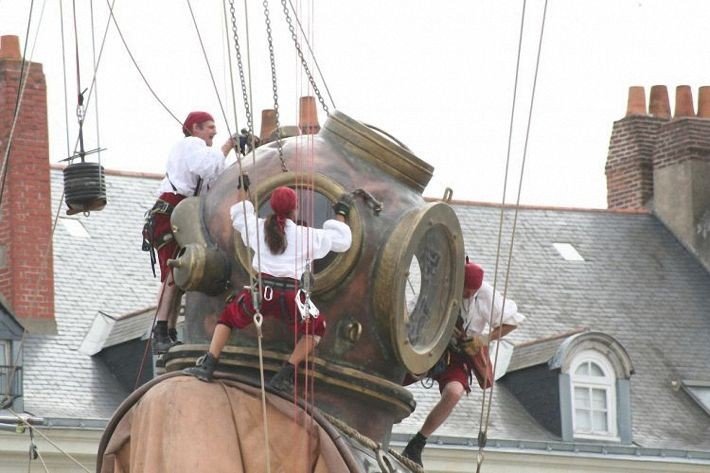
left=3, top=0, right=710, bottom=208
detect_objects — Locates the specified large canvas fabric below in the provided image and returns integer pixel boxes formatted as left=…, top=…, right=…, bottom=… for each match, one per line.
left=100, top=376, right=349, bottom=473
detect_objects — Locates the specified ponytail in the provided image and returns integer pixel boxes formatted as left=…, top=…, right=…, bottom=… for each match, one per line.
left=265, top=214, right=287, bottom=254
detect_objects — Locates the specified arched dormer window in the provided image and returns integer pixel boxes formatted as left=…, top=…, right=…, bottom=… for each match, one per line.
left=570, top=351, right=618, bottom=439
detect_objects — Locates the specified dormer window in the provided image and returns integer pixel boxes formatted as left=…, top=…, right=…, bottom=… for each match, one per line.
left=570, top=352, right=618, bottom=439
left=0, top=307, right=24, bottom=411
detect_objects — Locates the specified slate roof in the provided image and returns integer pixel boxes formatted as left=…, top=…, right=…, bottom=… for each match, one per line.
left=20, top=170, right=710, bottom=455
left=21, top=169, right=161, bottom=419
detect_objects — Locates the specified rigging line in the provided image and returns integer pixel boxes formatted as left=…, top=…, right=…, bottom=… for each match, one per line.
left=262, top=0, right=288, bottom=171
left=242, top=0, right=266, bottom=300
left=6, top=408, right=93, bottom=473
left=484, top=0, right=549, bottom=432
left=474, top=0, right=527, bottom=442
left=34, top=446, right=51, bottom=473
left=186, top=0, right=233, bottom=138
left=0, top=0, right=35, bottom=207
left=227, top=0, right=261, bottom=314
left=222, top=0, right=242, bottom=137
left=59, top=1, right=72, bottom=160
left=280, top=0, right=330, bottom=115
left=228, top=0, right=255, bottom=136
left=67, top=0, right=116, bottom=157
left=253, top=313, right=273, bottom=473
left=102, top=0, right=181, bottom=125
left=89, top=0, right=103, bottom=165
left=477, top=2, right=549, bottom=472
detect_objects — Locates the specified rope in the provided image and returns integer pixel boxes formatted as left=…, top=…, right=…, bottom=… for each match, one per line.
left=6, top=408, right=93, bottom=473
left=252, top=312, right=273, bottom=473
left=476, top=2, right=549, bottom=472
left=102, top=0, right=181, bottom=125
left=286, top=0, right=335, bottom=109
left=279, top=0, right=329, bottom=115
left=186, top=0, right=233, bottom=138
left=0, top=0, right=35, bottom=207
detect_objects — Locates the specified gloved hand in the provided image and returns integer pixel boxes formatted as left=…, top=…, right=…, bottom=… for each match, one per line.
left=461, top=334, right=488, bottom=358
left=237, top=173, right=250, bottom=191
left=332, top=193, right=353, bottom=218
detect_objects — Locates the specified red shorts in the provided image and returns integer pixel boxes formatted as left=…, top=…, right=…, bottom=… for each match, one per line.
left=153, top=193, right=185, bottom=282
left=432, top=351, right=472, bottom=393
left=218, top=282, right=326, bottom=337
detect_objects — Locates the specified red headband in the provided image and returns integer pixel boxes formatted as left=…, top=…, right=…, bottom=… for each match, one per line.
left=270, top=186, right=297, bottom=217
left=182, top=111, right=214, bottom=135
left=464, top=257, right=484, bottom=291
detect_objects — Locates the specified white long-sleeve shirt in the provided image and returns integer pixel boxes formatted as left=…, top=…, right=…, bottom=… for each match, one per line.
left=156, top=136, right=225, bottom=197
left=230, top=200, right=352, bottom=279
left=462, top=281, right=526, bottom=337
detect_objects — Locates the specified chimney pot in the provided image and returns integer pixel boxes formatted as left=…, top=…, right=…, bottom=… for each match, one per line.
left=259, top=109, right=278, bottom=143
left=298, top=96, right=320, bottom=135
left=697, top=86, right=710, bottom=118
left=0, top=35, right=21, bottom=60
left=649, top=85, right=671, bottom=119
left=674, top=85, right=694, bottom=118
left=626, top=86, right=647, bottom=116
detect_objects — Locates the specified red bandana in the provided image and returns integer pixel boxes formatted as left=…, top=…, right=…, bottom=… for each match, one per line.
left=182, top=111, right=214, bottom=135
left=270, top=187, right=297, bottom=230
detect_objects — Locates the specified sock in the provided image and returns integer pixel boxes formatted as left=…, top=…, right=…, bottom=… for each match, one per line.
left=413, top=432, right=427, bottom=445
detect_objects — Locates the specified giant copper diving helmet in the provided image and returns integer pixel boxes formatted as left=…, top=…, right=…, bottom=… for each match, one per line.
left=164, top=105, right=465, bottom=441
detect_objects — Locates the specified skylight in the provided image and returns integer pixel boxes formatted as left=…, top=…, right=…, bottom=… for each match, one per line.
left=682, top=380, right=710, bottom=416
left=553, top=243, right=584, bottom=261
left=59, top=218, right=90, bottom=238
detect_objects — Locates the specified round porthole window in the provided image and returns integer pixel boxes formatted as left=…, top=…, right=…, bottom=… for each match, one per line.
left=233, top=172, right=363, bottom=295
left=374, top=202, right=464, bottom=375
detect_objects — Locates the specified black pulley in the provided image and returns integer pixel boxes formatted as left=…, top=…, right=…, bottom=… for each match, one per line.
left=63, top=161, right=107, bottom=215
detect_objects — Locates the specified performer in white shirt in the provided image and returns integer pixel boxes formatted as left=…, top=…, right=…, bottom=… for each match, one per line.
left=402, top=258, right=525, bottom=467
left=185, top=185, right=353, bottom=390
left=148, top=111, right=236, bottom=353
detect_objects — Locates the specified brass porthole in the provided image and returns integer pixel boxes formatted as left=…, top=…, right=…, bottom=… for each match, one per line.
left=374, top=202, right=464, bottom=375
left=233, top=172, right=363, bottom=295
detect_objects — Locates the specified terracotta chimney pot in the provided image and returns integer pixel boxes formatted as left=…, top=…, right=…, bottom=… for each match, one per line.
left=697, top=86, right=710, bottom=118
left=649, top=85, right=671, bottom=119
left=259, top=109, right=278, bottom=143
left=626, top=86, right=646, bottom=116
left=298, top=96, right=320, bottom=135
left=0, top=35, right=21, bottom=60
left=674, top=85, right=694, bottom=118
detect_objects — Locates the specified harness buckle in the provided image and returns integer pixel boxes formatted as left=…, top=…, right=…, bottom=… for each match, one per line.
left=263, top=285, right=274, bottom=302
left=295, top=289, right=320, bottom=320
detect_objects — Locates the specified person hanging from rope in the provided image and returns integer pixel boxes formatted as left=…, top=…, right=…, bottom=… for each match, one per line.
left=146, top=111, right=237, bottom=354
left=401, top=258, right=526, bottom=467
left=184, top=184, right=353, bottom=391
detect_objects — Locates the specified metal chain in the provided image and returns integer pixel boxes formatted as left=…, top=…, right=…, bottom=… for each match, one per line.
left=261, top=0, right=288, bottom=172
left=279, top=0, right=329, bottom=115
left=227, top=0, right=253, bottom=134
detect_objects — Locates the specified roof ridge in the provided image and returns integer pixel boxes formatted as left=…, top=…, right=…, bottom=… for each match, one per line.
left=423, top=196, right=651, bottom=215
left=515, top=327, right=589, bottom=348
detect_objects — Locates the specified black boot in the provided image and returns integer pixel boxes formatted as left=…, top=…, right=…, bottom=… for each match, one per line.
left=152, top=322, right=174, bottom=354
left=168, top=328, right=183, bottom=345
left=183, top=353, right=218, bottom=382
left=268, top=363, right=295, bottom=392
left=402, top=432, right=427, bottom=467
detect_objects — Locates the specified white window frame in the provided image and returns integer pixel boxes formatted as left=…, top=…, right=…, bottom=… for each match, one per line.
left=570, top=350, right=619, bottom=440
left=0, top=340, right=8, bottom=397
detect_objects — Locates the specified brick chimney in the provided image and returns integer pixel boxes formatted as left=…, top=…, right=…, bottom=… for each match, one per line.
left=0, top=35, right=55, bottom=332
left=604, top=86, right=668, bottom=209
left=605, top=84, right=710, bottom=271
